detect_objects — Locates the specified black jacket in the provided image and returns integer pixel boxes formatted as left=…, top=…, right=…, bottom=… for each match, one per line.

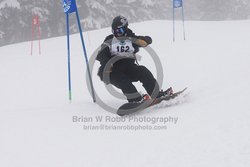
left=96, top=28, right=152, bottom=81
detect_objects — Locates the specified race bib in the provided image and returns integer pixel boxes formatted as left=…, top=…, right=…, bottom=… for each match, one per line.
left=110, top=38, right=135, bottom=57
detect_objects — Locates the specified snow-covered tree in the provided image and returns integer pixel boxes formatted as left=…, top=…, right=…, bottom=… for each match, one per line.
left=0, top=0, right=250, bottom=46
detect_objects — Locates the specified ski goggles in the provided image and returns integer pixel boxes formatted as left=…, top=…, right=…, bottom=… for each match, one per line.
left=114, top=27, right=126, bottom=36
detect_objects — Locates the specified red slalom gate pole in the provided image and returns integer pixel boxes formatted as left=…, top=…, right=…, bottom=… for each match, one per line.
left=30, top=16, right=34, bottom=55
left=37, top=15, right=41, bottom=55
left=30, top=15, right=41, bottom=55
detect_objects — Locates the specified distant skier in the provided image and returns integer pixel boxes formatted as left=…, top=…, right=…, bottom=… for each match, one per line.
left=96, top=15, right=172, bottom=103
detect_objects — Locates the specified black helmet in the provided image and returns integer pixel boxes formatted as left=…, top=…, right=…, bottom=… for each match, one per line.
left=112, top=15, right=128, bottom=37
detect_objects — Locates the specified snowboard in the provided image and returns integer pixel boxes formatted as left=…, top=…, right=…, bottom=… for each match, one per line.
left=117, top=87, right=187, bottom=116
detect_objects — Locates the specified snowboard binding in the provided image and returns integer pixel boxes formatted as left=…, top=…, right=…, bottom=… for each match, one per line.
left=117, top=87, right=187, bottom=116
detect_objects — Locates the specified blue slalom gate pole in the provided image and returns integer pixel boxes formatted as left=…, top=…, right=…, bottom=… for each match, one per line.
left=66, top=13, right=72, bottom=102
left=173, top=0, right=175, bottom=42
left=75, top=8, right=96, bottom=103
left=62, top=0, right=96, bottom=103
left=172, top=0, right=186, bottom=41
left=181, top=1, right=186, bottom=40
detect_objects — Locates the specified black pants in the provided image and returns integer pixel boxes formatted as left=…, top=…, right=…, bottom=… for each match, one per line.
left=109, top=65, right=159, bottom=102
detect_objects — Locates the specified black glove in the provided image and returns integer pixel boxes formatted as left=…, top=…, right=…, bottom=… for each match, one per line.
left=144, top=36, right=152, bottom=45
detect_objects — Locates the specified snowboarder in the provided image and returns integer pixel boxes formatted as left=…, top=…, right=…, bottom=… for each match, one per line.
left=96, top=15, right=172, bottom=103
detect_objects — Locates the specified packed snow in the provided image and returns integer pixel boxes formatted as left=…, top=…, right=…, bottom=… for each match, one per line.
left=0, top=20, right=250, bottom=167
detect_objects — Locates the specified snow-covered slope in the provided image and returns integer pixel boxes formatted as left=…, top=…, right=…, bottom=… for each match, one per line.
left=0, top=20, right=250, bottom=167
